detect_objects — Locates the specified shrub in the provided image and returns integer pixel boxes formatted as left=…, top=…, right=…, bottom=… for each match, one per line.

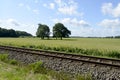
left=28, top=61, right=47, bottom=74
left=0, top=54, right=8, bottom=62
left=9, top=59, right=19, bottom=65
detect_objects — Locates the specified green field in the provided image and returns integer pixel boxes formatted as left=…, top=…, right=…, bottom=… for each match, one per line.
left=0, top=38, right=120, bottom=50
left=0, top=38, right=120, bottom=58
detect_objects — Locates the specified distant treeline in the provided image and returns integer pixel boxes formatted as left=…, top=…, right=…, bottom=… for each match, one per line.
left=105, top=36, right=120, bottom=38
left=71, top=36, right=120, bottom=38
left=0, top=27, right=32, bottom=37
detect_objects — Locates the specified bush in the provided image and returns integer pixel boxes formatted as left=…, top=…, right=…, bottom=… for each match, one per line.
left=28, top=61, right=47, bottom=74
left=9, top=59, right=19, bottom=65
left=0, top=54, right=8, bottom=62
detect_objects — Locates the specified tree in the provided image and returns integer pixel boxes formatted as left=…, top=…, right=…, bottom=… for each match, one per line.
left=53, top=23, right=71, bottom=40
left=16, top=31, right=32, bottom=37
left=36, top=24, right=50, bottom=39
left=0, top=27, right=32, bottom=37
left=8, top=29, right=17, bottom=37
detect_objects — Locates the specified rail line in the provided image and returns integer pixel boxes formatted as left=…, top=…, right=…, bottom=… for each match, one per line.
left=0, top=45, right=120, bottom=67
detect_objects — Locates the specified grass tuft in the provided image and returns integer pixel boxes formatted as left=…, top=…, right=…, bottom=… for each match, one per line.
left=48, top=71, right=72, bottom=80
left=105, top=51, right=120, bottom=58
left=75, top=73, right=92, bottom=80
left=9, top=59, right=19, bottom=65
left=28, top=61, right=47, bottom=74
left=0, top=54, right=8, bottom=62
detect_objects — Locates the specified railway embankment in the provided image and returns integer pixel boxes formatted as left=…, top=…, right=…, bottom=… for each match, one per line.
left=0, top=45, right=120, bottom=80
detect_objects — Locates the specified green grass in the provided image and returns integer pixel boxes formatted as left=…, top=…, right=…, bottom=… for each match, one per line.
left=0, top=38, right=120, bottom=59
left=0, top=54, right=92, bottom=80
left=0, top=61, right=50, bottom=80
left=0, top=54, right=49, bottom=80
left=0, top=38, right=120, bottom=51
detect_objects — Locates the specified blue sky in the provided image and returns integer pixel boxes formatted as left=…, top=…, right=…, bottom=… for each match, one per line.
left=0, top=0, right=120, bottom=37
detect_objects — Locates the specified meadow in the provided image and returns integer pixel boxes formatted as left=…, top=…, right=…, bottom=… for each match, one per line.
left=0, top=38, right=120, bottom=59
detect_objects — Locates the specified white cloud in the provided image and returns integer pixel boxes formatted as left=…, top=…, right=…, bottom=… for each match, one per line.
left=21, top=24, right=37, bottom=36
left=0, top=19, right=37, bottom=36
left=102, top=3, right=120, bottom=17
left=102, top=3, right=112, bottom=15
left=50, top=3, right=55, bottom=9
left=18, top=3, right=31, bottom=11
left=66, top=25, right=96, bottom=37
left=53, top=18, right=90, bottom=27
left=34, top=0, right=38, bottom=4
left=18, top=3, right=24, bottom=7
left=53, top=18, right=94, bottom=37
left=7, top=19, right=20, bottom=26
left=18, top=3, right=40, bottom=15
left=43, top=3, right=55, bottom=9
left=43, top=0, right=83, bottom=16
left=43, top=3, right=47, bottom=7
left=33, top=9, right=39, bottom=14
left=0, top=20, right=2, bottom=24
left=99, top=19, right=120, bottom=28
left=0, top=19, right=21, bottom=29
left=55, top=0, right=81, bottom=15
left=26, top=5, right=31, bottom=11
left=98, top=19, right=120, bottom=36
left=55, top=0, right=61, bottom=4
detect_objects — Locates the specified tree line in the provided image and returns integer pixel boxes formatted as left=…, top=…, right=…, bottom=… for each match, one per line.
left=0, top=23, right=71, bottom=39
left=36, top=23, right=71, bottom=40
left=0, top=27, right=32, bottom=37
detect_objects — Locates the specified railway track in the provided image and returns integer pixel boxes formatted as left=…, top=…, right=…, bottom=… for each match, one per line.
left=0, top=45, right=120, bottom=67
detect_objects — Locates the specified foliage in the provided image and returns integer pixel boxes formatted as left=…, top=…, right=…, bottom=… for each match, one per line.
left=105, top=51, right=120, bottom=58
left=53, top=23, right=71, bottom=40
left=0, top=27, right=32, bottom=37
left=36, top=24, right=50, bottom=39
left=0, top=60, right=50, bottom=80
left=0, top=54, right=19, bottom=65
left=9, top=59, right=19, bottom=65
left=29, top=61, right=47, bottom=74
left=0, top=54, right=8, bottom=62
left=16, top=31, right=32, bottom=37
left=0, top=28, right=17, bottom=37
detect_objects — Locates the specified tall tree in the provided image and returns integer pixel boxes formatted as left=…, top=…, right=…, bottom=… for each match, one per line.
left=53, top=23, right=71, bottom=40
left=36, top=24, right=50, bottom=39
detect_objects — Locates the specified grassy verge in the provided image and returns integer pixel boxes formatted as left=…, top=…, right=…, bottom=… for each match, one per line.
left=1, top=43, right=120, bottom=59
left=20, top=44, right=120, bottom=59
left=0, top=54, right=92, bottom=80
